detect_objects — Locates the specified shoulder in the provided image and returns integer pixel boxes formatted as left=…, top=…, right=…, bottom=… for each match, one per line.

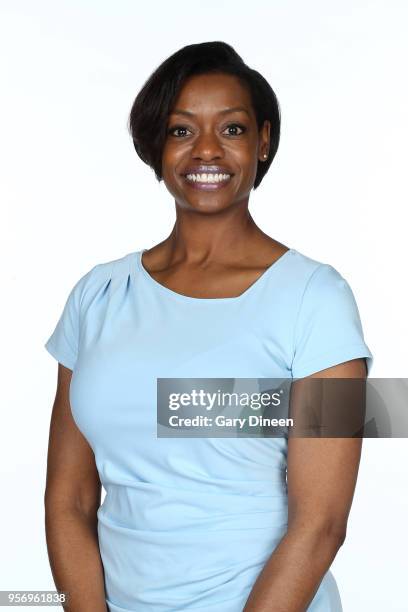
left=289, top=250, right=372, bottom=377
left=286, top=249, right=349, bottom=300
left=287, top=250, right=368, bottom=352
left=69, top=251, right=135, bottom=307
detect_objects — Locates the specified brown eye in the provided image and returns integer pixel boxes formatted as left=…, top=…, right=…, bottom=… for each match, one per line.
left=223, top=124, right=246, bottom=136
left=167, top=126, right=191, bottom=137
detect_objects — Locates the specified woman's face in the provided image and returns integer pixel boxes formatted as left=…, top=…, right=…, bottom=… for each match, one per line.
left=161, top=72, right=270, bottom=213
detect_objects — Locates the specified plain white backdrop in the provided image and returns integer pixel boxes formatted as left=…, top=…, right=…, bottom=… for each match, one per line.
left=1, top=1, right=407, bottom=610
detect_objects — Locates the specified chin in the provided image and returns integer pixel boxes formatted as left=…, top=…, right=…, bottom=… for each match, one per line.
left=185, top=198, right=235, bottom=214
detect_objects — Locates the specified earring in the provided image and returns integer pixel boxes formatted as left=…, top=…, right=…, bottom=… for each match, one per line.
left=263, top=153, right=268, bottom=159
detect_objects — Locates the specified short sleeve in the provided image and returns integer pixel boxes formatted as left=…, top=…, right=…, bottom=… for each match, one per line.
left=291, top=264, right=373, bottom=378
left=44, top=267, right=95, bottom=371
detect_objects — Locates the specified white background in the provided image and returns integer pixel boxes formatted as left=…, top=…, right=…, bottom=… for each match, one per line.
left=1, top=1, right=407, bottom=610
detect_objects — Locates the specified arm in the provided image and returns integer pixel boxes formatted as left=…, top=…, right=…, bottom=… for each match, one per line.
left=44, top=363, right=107, bottom=612
left=243, top=357, right=367, bottom=612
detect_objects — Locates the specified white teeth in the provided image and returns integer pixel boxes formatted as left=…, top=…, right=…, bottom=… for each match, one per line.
left=185, top=173, right=231, bottom=183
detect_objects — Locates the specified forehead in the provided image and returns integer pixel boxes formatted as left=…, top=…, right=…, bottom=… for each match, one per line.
left=170, top=73, right=254, bottom=116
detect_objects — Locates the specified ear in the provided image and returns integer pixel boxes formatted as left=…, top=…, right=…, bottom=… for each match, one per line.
left=258, top=120, right=271, bottom=162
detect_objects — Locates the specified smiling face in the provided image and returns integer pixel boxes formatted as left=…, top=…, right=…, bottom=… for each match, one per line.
left=161, top=72, right=270, bottom=213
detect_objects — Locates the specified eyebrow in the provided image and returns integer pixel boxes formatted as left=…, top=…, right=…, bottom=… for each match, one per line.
left=170, top=106, right=250, bottom=118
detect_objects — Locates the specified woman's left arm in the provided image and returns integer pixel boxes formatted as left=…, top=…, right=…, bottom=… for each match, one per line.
left=243, top=357, right=367, bottom=612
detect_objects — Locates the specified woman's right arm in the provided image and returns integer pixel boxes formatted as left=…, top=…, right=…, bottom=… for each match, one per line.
left=44, top=363, right=108, bottom=612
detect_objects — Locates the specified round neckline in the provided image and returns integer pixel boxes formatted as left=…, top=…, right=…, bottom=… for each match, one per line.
left=133, top=248, right=295, bottom=303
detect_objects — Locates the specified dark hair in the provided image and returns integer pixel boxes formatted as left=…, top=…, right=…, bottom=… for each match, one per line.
left=128, top=41, right=281, bottom=190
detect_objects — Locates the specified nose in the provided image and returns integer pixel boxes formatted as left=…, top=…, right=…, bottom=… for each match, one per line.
left=191, top=130, right=224, bottom=161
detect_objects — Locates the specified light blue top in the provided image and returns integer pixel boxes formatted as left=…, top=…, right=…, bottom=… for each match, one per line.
left=44, top=248, right=373, bottom=612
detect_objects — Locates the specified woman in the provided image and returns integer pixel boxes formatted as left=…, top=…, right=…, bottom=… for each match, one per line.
left=44, top=41, right=373, bottom=611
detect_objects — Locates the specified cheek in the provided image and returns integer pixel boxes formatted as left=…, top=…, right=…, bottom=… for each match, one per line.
left=161, top=153, right=185, bottom=197
left=232, top=149, right=259, bottom=185
left=227, top=141, right=257, bottom=166
left=161, top=146, right=185, bottom=181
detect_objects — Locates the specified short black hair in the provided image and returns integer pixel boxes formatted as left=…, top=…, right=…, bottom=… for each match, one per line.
left=127, top=41, right=281, bottom=190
